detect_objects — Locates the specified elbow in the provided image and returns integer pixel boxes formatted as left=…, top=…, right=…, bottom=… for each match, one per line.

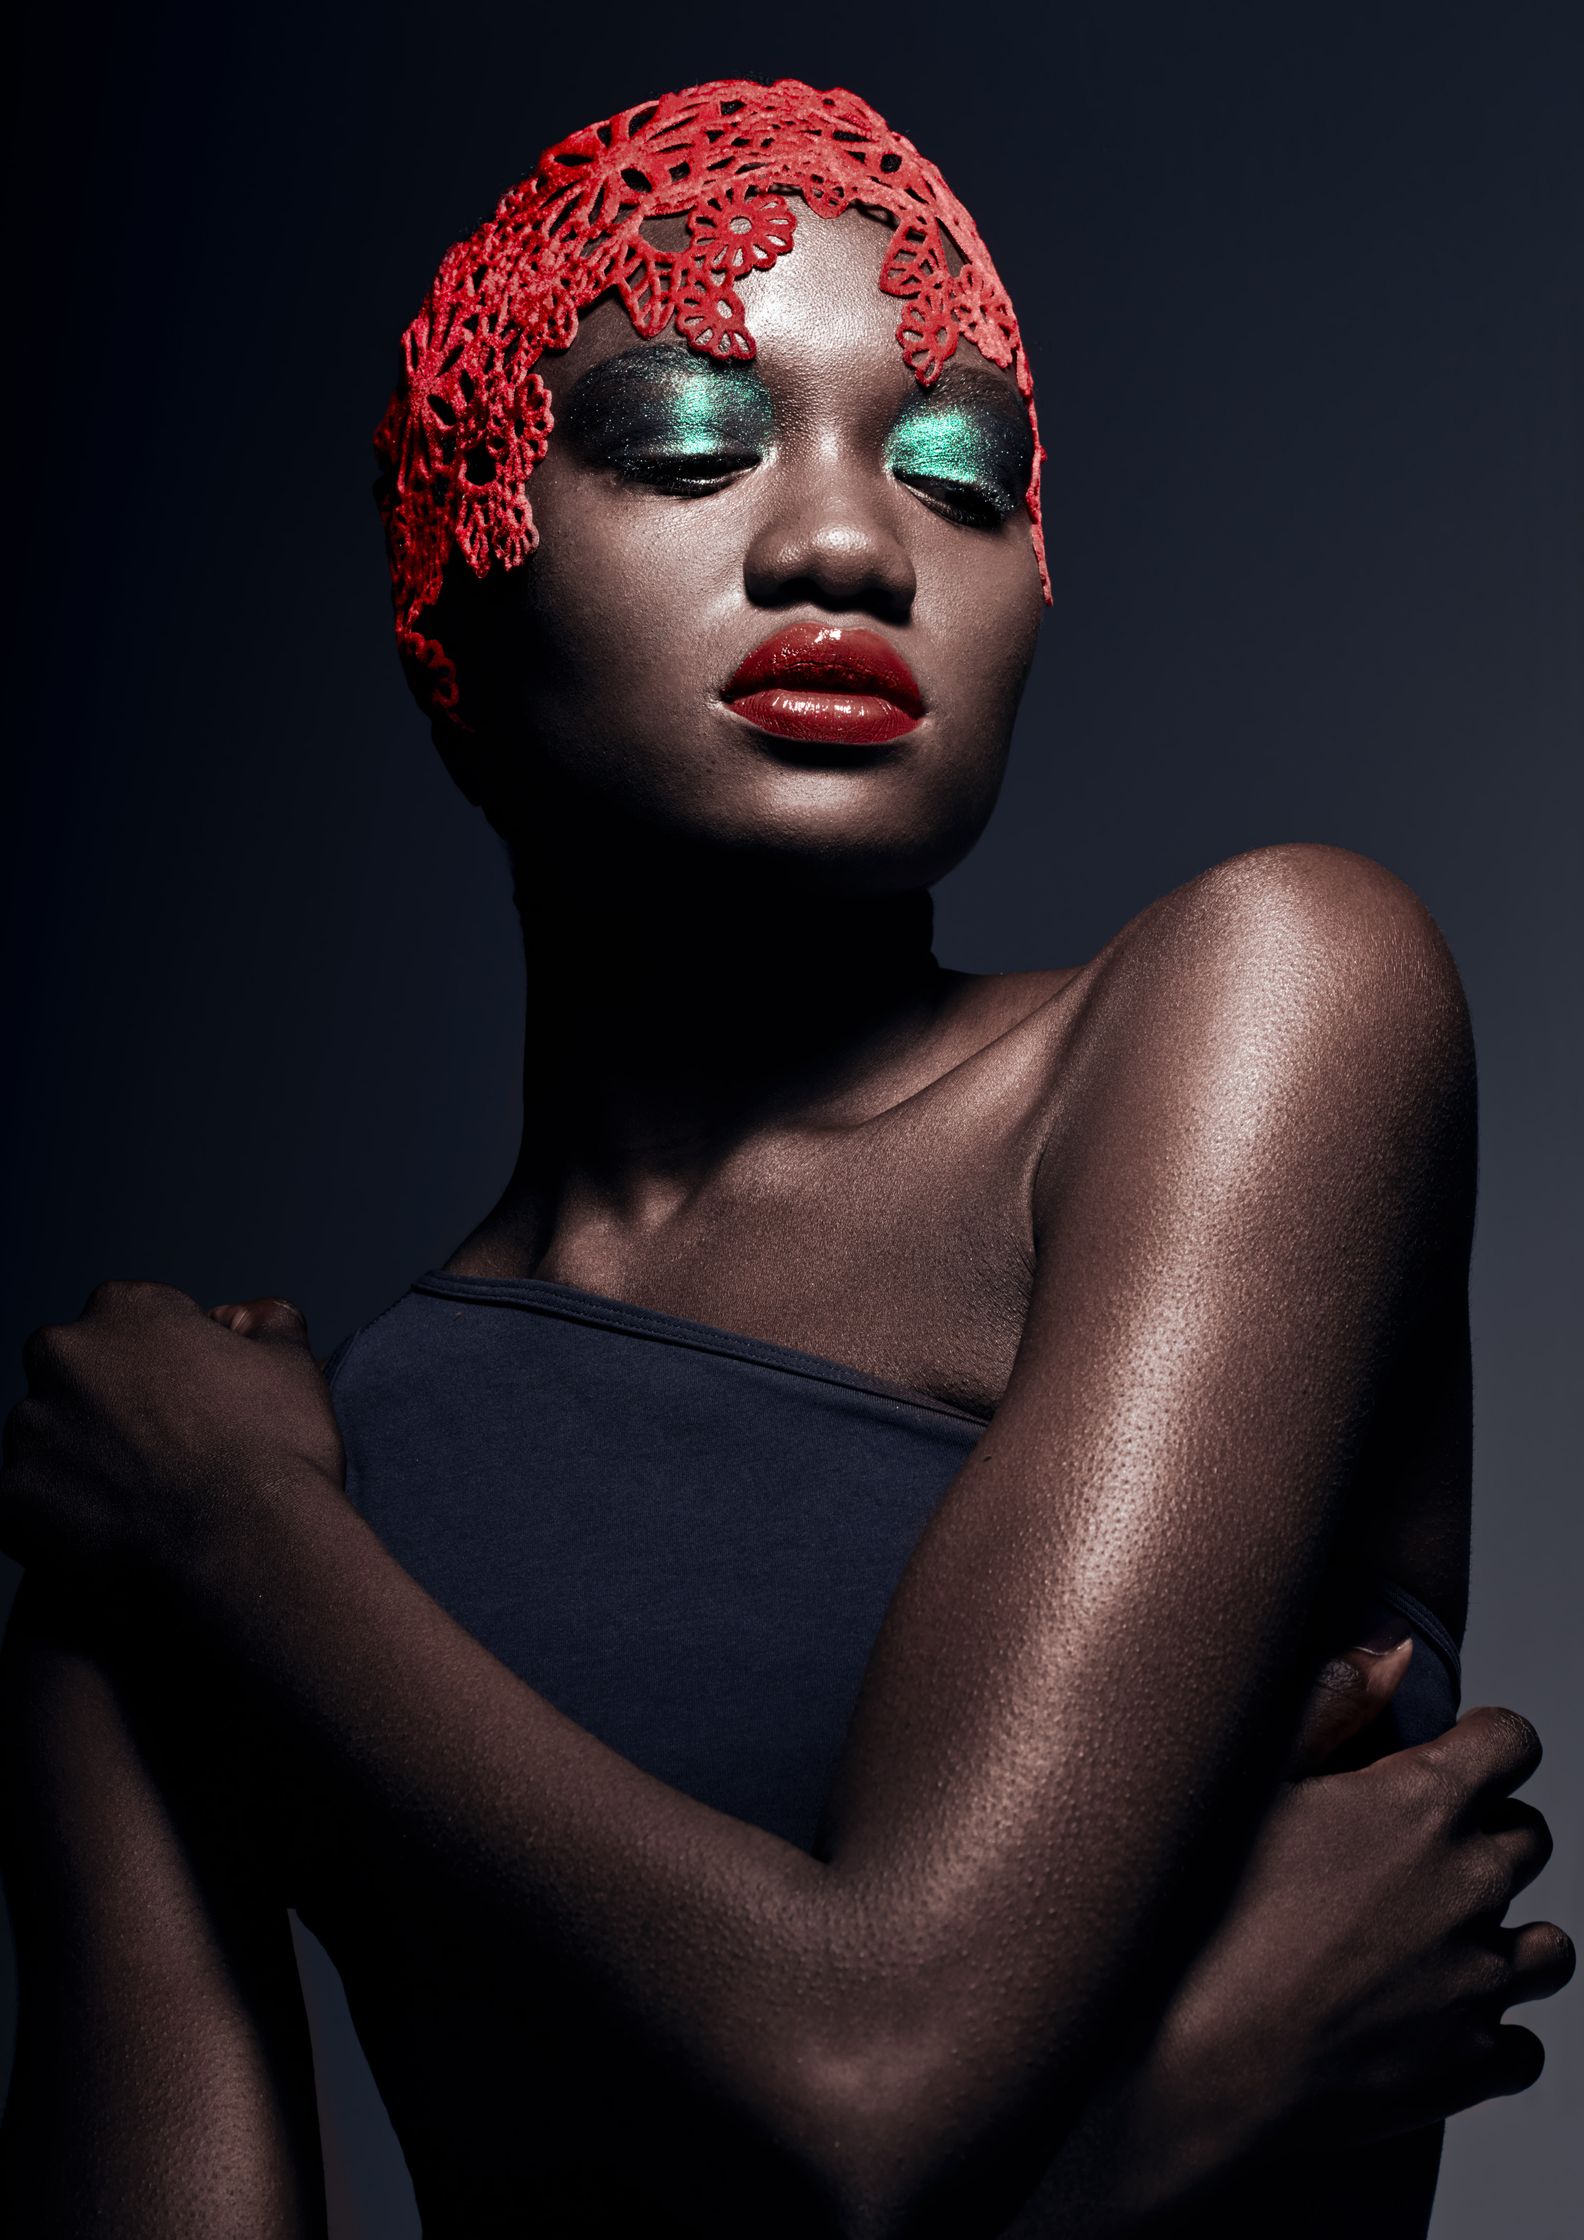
left=763, top=2021, right=1037, bottom=2240
left=787, top=2030, right=942, bottom=2240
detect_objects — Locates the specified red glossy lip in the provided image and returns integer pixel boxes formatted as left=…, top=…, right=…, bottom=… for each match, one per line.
left=722, top=623, right=925, bottom=748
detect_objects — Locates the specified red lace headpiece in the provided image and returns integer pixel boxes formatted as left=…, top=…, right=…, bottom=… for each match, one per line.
left=375, top=78, right=1049, bottom=731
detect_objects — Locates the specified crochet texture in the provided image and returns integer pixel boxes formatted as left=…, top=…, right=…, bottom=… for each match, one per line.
left=375, top=78, right=1048, bottom=730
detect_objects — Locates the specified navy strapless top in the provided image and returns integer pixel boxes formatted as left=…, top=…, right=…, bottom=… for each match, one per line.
left=325, top=1271, right=1462, bottom=1853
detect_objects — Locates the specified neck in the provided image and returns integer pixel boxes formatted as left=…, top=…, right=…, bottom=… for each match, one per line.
left=470, top=837, right=947, bottom=1264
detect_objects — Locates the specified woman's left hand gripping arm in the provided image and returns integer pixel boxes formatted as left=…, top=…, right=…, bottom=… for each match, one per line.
left=0, top=849, right=1534, bottom=2239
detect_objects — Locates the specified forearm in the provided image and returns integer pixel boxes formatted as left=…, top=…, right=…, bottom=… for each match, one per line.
left=4, top=861, right=1480, bottom=2235
left=184, top=1475, right=1336, bottom=2240
left=1, top=1937, right=323, bottom=2240
left=0, top=1577, right=326, bottom=2239
left=225, top=1497, right=1397, bottom=2240
left=198, top=1458, right=1285, bottom=2240
left=191, top=1480, right=919, bottom=2234
left=997, top=1969, right=1272, bottom=2238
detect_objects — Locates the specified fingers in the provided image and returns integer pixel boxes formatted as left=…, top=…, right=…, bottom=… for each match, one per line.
left=1289, top=1637, right=1414, bottom=1775
left=1480, top=1797, right=1555, bottom=1899
left=1481, top=2023, right=1547, bottom=2097
left=1493, top=1920, right=1577, bottom=2009
left=1420, top=2018, right=1550, bottom=2127
left=1401, top=1703, right=1543, bottom=1814
left=209, top=1297, right=312, bottom=1348
left=22, top=1285, right=201, bottom=1390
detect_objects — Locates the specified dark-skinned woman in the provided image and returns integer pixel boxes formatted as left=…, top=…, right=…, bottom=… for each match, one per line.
left=0, top=78, right=1572, bottom=2240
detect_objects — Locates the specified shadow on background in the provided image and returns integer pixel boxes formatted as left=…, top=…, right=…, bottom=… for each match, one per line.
left=3, top=3, right=1579, bottom=2231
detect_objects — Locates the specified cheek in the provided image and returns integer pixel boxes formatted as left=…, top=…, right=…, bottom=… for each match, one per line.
left=483, top=465, right=754, bottom=820
left=916, top=533, right=1044, bottom=727
left=485, top=444, right=1041, bottom=866
left=514, top=463, right=742, bottom=695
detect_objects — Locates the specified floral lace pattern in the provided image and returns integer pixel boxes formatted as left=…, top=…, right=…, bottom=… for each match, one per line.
left=375, top=78, right=1049, bottom=729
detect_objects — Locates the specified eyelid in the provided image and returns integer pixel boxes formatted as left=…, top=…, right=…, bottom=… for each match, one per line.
left=884, top=407, right=1025, bottom=512
left=899, top=477, right=1018, bottom=529
left=884, top=400, right=1028, bottom=461
left=565, top=359, right=774, bottom=441
left=567, top=345, right=771, bottom=400
left=613, top=450, right=764, bottom=495
left=623, top=441, right=764, bottom=458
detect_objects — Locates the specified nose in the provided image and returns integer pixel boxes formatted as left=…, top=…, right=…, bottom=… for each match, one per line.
left=742, top=452, right=917, bottom=624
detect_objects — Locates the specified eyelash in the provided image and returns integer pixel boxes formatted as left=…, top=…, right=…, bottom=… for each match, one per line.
left=608, top=446, right=1015, bottom=527
left=613, top=449, right=764, bottom=496
left=890, top=470, right=1011, bottom=532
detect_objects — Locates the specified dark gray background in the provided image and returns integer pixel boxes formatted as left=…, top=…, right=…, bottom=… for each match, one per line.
left=3, top=2, right=1579, bottom=2231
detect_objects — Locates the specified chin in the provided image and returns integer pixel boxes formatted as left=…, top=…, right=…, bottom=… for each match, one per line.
left=494, top=731, right=997, bottom=901
left=676, top=745, right=1000, bottom=888
left=677, top=801, right=988, bottom=900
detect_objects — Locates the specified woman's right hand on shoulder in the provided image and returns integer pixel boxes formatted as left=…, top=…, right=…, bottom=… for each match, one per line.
left=1154, top=1669, right=1574, bottom=2190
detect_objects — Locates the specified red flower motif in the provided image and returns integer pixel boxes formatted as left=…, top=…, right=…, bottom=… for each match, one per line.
left=384, top=482, right=449, bottom=618
left=616, top=242, right=676, bottom=338
left=952, top=265, right=1015, bottom=371
left=689, top=188, right=795, bottom=279
left=536, top=283, right=580, bottom=353
left=797, top=171, right=849, bottom=216
left=880, top=219, right=946, bottom=301
left=397, top=627, right=462, bottom=720
left=897, top=291, right=958, bottom=385
left=374, top=79, right=1049, bottom=734
left=674, top=270, right=755, bottom=360
left=454, top=371, right=550, bottom=574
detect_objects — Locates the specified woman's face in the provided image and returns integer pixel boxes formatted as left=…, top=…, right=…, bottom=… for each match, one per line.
left=458, top=205, right=1044, bottom=897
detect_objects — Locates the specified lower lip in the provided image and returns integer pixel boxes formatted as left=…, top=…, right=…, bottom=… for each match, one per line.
left=726, top=688, right=922, bottom=747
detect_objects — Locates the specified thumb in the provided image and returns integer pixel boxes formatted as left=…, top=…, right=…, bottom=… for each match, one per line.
left=1289, top=1635, right=1414, bottom=1777
left=209, top=1296, right=313, bottom=1349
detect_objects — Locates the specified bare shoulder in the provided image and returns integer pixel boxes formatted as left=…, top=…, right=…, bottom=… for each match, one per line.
left=1031, top=844, right=1476, bottom=1204
left=1074, top=842, right=1469, bottom=1062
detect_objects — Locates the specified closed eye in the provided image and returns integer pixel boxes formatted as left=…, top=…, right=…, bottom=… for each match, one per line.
left=892, top=470, right=1013, bottom=531
left=883, top=392, right=1029, bottom=533
left=563, top=345, right=775, bottom=500
left=614, top=450, right=764, bottom=496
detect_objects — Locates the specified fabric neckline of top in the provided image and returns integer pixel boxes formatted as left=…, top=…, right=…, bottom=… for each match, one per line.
left=359, top=1274, right=1460, bottom=1683
left=411, top=1269, right=996, bottom=1431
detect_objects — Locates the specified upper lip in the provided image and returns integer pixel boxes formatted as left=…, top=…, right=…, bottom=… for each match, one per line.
left=722, top=623, right=925, bottom=714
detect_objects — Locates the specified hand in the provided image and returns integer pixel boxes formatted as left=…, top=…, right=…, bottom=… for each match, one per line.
left=1, top=1282, right=344, bottom=1589
left=1155, top=1698, right=1574, bottom=2188
left=1286, top=1631, right=1421, bottom=1776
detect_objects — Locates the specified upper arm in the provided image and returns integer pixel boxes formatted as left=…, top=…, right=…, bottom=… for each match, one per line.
left=808, top=845, right=1476, bottom=2223
left=0, top=1574, right=326, bottom=2238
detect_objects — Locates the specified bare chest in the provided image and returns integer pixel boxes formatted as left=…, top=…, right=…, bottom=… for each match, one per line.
left=523, top=1020, right=1066, bottom=1421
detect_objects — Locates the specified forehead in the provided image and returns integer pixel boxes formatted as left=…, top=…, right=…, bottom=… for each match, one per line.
left=542, top=201, right=1025, bottom=417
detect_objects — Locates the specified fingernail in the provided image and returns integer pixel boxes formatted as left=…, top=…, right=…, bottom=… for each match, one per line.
left=1351, top=1625, right=1414, bottom=1655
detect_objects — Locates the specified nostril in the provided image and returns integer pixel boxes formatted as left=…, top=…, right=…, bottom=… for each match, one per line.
left=743, top=494, right=918, bottom=624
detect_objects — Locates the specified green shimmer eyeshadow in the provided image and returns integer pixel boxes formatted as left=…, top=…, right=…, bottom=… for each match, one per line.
left=884, top=401, right=1026, bottom=516
left=565, top=346, right=773, bottom=462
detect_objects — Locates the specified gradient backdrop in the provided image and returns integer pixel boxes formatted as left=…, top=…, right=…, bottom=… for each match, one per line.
left=3, top=3, right=1579, bottom=2230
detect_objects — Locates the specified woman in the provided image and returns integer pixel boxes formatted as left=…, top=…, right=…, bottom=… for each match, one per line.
left=0, top=77, right=1572, bottom=2239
